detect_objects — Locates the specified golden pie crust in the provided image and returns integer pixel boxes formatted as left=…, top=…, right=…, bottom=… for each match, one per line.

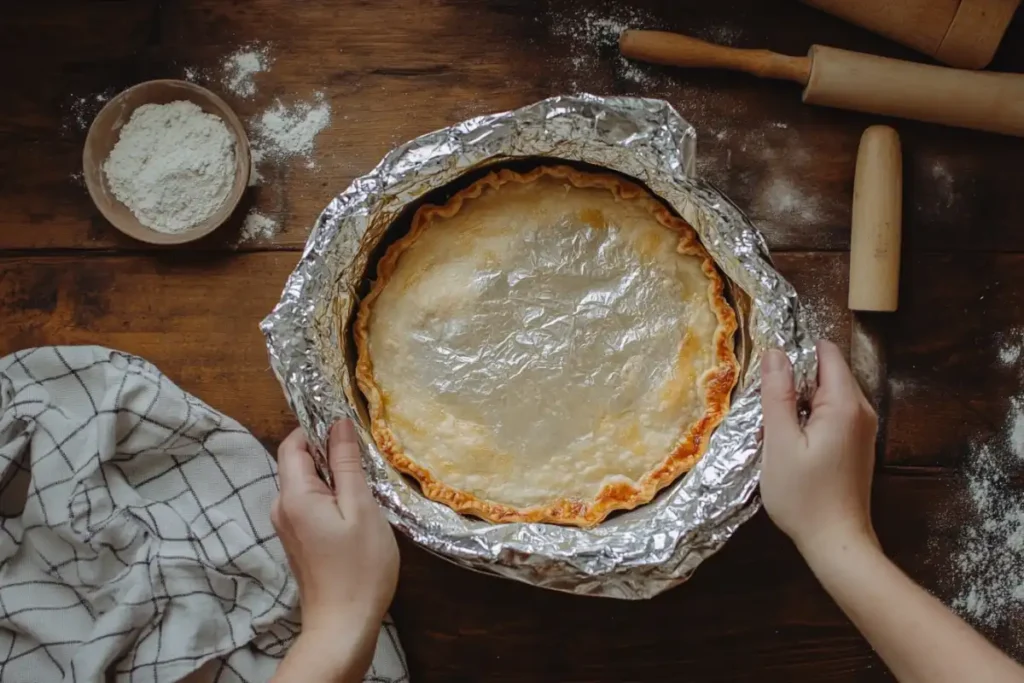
left=355, top=166, right=738, bottom=527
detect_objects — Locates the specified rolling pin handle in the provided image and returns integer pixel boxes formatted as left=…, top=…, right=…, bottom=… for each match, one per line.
left=848, top=126, right=902, bottom=312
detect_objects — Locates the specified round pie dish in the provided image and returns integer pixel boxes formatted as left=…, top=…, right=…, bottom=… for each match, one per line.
left=262, top=95, right=815, bottom=598
left=355, top=165, right=739, bottom=527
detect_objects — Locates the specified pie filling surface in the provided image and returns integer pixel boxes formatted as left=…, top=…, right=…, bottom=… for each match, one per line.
left=355, top=165, right=738, bottom=526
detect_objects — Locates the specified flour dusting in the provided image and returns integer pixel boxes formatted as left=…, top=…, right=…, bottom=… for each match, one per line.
left=948, top=333, right=1024, bottom=633
left=223, top=45, right=272, bottom=98
left=238, top=209, right=279, bottom=244
left=952, top=437, right=1024, bottom=629
left=548, top=5, right=666, bottom=89
left=797, top=262, right=845, bottom=341
left=889, top=376, right=919, bottom=400
left=1009, top=397, right=1024, bottom=461
left=253, top=93, right=332, bottom=165
left=754, top=177, right=823, bottom=225
left=62, top=89, right=115, bottom=133
left=694, top=24, right=743, bottom=46
left=998, top=329, right=1024, bottom=367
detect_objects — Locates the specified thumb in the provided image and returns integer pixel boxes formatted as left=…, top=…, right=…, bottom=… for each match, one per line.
left=327, top=419, right=375, bottom=516
left=760, top=349, right=802, bottom=446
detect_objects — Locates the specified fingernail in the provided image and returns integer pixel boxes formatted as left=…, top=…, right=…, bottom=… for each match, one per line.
left=764, top=348, right=787, bottom=373
left=331, top=419, right=357, bottom=443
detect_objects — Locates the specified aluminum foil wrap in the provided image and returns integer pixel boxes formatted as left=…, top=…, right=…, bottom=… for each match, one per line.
left=261, top=95, right=815, bottom=599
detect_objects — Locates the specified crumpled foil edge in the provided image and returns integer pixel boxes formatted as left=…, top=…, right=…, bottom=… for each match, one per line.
left=262, top=94, right=815, bottom=599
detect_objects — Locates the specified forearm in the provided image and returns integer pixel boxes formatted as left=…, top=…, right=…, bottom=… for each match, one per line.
left=803, top=534, right=1024, bottom=683
left=271, top=629, right=376, bottom=683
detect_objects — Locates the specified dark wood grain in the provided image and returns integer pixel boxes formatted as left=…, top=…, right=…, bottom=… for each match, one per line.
left=391, top=471, right=975, bottom=683
left=3, top=250, right=1020, bottom=472
left=3, top=0, right=1024, bottom=252
left=4, top=1, right=1024, bottom=681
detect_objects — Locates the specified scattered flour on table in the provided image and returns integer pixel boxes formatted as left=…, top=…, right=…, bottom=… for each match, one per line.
left=615, top=56, right=659, bottom=87
left=888, top=376, right=919, bottom=400
left=183, top=44, right=330, bottom=185
left=102, top=100, right=237, bottom=233
left=238, top=209, right=279, bottom=244
left=797, top=261, right=845, bottom=341
left=222, top=45, right=272, bottom=98
left=952, top=437, right=1024, bottom=629
left=547, top=5, right=666, bottom=89
left=998, top=329, right=1024, bottom=367
left=252, top=93, right=332, bottom=167
left=946, top=332, right=1024, bottom=632
left=753, top=177, right=823, bottom=225
left=931, top=159, right=957, bottom=210
left=800, top=297, right=843, bottom=341
left=917, top=155, right=972, bottom=219
left=694, top=24, right=744, bottom=46
left=62, top=89, right=115, bottom=133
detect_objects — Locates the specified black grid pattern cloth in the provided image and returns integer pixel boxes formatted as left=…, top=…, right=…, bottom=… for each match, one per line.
left=0, top=347, right=408, bottom=682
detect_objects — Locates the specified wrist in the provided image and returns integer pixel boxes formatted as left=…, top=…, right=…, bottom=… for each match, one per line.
left=795, top=523, right=881, bottom=572
left=276, top=627, right=378, bottom=683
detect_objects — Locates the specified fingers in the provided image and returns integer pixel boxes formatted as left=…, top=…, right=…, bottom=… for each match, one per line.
left=327, top=419, right=376, bottom=517
left=812, top=341, right=863, bottom=409
left=277, top=427, right=330, bottom=496
left=761, top=348, right=803, bottom=446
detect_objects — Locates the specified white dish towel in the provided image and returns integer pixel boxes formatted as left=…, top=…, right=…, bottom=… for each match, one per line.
left=0, top=346, right=408, bottom=683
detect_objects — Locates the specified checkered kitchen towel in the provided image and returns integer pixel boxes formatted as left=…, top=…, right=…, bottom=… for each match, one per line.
left=0, top=347, right=408, bottom=682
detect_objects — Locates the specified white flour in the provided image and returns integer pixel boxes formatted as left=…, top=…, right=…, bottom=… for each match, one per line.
left=63, top=90, right=114, bottom=133
left=694, top=23, right=744, bottom=45
left=796, top=259, right=845, bottom=341
left=238, top=209, right=279, bottom=244
left=223, top=45, right=272, bottom=98
left=948, top=333, right=1024, bottom=631
left=754, top=176, right=823, bottom=225
left=889, top=375, right=919, bottom=400
left=931, top=159, right=956, bottom=209
left=103, top=101, right=237, bottom=233
left=548, top=5, right=666, bottom=89
left=801, top=296, right=843, bottom=341
left=953, top=437, right=1024, bottom=628
left=998, top=329, right=1024, bottom=367
left=253, top=93, right=331, bottom=164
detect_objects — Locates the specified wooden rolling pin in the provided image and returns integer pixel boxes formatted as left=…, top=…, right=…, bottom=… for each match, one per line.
left=801, top=0, right=1021, bottom=69
left=619, top=30, right=1024, bottom=137
left=849, top=126, right=902, bottom=311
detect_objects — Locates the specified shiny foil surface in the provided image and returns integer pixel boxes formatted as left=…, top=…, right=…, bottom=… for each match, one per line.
left=261, top=95, right=816, bottom=599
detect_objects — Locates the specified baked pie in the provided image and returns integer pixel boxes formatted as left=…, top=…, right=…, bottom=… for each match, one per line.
left=355, top=166, right=738, bottom=527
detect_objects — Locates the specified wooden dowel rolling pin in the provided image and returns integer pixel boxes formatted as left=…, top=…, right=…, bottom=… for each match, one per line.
left=619, top=30, right=1024, bottom=137
left=849, top=126, right=901, bottom=312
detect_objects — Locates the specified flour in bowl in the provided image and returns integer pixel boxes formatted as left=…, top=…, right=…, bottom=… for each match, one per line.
left=103, top=100, right=237, bottom=234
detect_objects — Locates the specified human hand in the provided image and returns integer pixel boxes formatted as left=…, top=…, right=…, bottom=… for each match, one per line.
left=759, top=341, right=879, bottom=559
left=272, top=420, right=399, bottom=679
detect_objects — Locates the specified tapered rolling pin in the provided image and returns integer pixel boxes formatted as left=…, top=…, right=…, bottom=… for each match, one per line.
left=849, top=126, right=902, bottom=312
left=619, top=30, right=1024, bottom=137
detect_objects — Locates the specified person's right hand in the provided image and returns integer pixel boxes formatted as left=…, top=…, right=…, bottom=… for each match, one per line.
left=759, top=340, right=879, bottom=558
left=271, top=420, right=399, bottom=681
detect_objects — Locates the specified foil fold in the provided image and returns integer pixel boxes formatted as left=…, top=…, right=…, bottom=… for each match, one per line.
left=262, top=94, right=815, bottom=599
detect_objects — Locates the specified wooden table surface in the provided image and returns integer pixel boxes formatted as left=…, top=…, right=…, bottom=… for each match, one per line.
left=4, top=1, right=1024, bottom=680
